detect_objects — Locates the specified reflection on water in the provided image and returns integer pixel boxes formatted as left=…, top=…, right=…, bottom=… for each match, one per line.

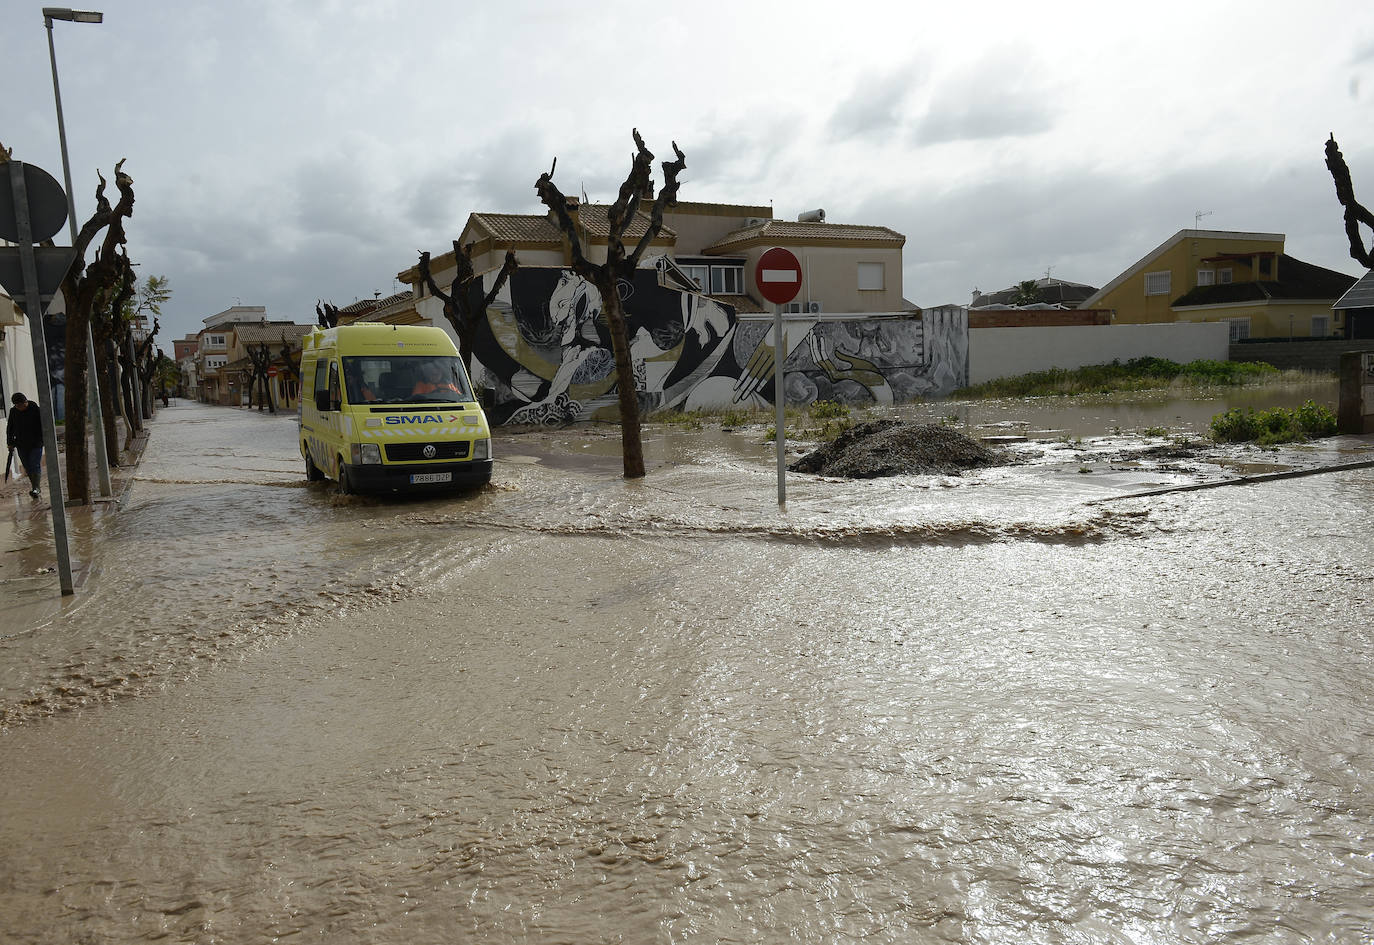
left=1, top=397, right=1371, bottom=943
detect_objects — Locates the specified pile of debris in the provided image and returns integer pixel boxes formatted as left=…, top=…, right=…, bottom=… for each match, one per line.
left=790, top=419, right=1007, bottom=479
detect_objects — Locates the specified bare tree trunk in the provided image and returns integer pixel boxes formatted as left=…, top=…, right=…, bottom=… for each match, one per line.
left=61, top=309, right=91, bottom=505
left=120, top=342, right=140, bottom=442
left=598, top=281, right=645, bottom=478
left=534, top=130, right=684, bottom=479
left=1324, top=134, right=1374, bottom=268
left=96, top=338, right=120, bottom=466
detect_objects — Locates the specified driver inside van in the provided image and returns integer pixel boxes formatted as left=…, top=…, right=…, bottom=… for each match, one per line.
left=411, top=362, right=460, bottom=397
left=345, top=365, right=377, bottom=402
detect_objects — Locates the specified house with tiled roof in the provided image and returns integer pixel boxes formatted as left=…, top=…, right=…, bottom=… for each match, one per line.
left=1080, top=230, right=1358, bottom=340
left=397, top=201, right=908, bottom=319
left=971, top=277, right=1099, bottom=310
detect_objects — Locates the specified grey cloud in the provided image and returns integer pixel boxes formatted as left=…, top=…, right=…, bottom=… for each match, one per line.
left=827, top=65, right=925, bottom=139
left=915, top=98, right=1056, bottom=146
left=912, top=53, right=1059, bottom=146
left=845, top=156, right=1362, bottom=308
left=680, top=115, right=805, bottom=201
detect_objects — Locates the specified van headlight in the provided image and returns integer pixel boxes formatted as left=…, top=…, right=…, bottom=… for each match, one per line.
left=352, top=442, right=382, bottom=465
left=472, top=438, right=490, bottom=460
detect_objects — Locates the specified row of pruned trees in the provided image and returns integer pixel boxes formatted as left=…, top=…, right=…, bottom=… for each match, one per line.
left=1, top=142, right=172, bottom=504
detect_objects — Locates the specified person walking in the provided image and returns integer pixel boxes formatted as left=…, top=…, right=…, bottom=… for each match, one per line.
left=6, top=392, right=45, bottom=499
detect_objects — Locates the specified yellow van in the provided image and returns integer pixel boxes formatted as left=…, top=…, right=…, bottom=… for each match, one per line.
left=298, top=324, right=492, bottom=493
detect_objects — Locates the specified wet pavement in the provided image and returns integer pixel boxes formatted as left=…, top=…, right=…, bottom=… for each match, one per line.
left=2, top=394, right=1372, bottom=943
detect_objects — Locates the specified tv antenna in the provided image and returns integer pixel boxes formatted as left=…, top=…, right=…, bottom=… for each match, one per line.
left=1194, top=209, right=1213, bottom=228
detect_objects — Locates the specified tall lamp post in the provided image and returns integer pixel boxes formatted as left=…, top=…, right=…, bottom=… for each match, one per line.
left=43, top=6, right=112, bottom=499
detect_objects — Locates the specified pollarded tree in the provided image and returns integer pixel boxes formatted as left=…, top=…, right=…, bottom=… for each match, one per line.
left=534, top=129, right=686, bottom=479
left=59, top=161, right=136, bottom=503
left=316, top=300, right=342, bottom=328
left=1324, top=133, right=1374, bottom=268
left=278, top=332, right=302, bottom=385
left=153, top=350, right=179, bottom=406
left=133, top=319, right=160, bottom=420
left=417, top=243, right=518, bottom=377
left=245, top=342, right=276, bottom=413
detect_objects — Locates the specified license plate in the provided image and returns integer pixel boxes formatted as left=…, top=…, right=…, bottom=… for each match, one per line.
left=410, top=472, right=452, bottom=484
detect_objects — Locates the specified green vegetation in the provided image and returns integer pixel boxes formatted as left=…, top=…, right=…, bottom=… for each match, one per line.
left=1141, top=425, right=1169, bottom=437
left=957, top=357, right=1281, bottom=398
left=1209, top=400, right=1337, bottom=445
left=806, top=399, right=847, bottom=419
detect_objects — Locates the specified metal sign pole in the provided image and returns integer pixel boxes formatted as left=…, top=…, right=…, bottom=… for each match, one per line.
left=9, top=164, right=75, bottom=595
left=48, top=12, right=112, bottom=498
left=775, top=303, right=786, bottom=506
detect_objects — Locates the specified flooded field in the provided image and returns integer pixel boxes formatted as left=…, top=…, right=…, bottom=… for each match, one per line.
left=1, top=387, right=1371, bottom=943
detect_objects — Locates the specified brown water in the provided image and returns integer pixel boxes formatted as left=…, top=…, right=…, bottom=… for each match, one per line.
left=1, top=394, right=1372, bottom=944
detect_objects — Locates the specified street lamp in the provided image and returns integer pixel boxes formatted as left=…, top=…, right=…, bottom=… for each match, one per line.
left=43, top=6, right=112, bottom=497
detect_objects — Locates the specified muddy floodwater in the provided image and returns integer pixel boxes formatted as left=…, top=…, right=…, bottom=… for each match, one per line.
left=2, top=389, right=1372, bottom=944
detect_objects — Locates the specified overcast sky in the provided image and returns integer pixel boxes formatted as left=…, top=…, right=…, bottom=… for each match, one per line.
left=4, top=0, right=1374, bottom=345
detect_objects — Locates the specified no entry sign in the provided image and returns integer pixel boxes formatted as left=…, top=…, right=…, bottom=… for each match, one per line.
left=755, top=247, right=802, bottom=305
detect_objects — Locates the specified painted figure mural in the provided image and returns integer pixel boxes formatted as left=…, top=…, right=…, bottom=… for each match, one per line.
left=466, top=266, right=967, bottom=425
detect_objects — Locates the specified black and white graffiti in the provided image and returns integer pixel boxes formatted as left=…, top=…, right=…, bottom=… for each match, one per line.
left=467, top=266, right=967, bottom=424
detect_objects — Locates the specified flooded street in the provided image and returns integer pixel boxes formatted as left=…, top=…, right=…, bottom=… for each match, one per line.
left=2, top=396, right=1372, bottom=943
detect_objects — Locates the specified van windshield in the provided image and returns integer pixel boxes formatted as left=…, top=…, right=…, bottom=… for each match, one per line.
left=342, top=355, right=474, bottom=405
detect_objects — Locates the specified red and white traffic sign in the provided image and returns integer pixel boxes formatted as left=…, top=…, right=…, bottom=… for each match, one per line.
left=755, top=247, right=802, bottom=305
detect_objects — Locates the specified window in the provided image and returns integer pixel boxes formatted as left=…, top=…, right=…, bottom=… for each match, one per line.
left=682, top=265, right=709, bottom=291
left=857, top=262, right=885, bottom=291
left=710, top=265, right=744, bottom=295
left=1144, top=271, right=1171, bottom=296
left=1311, top=315, right=1330, bottom=337
left=313, top=359, right=331, bottom=405
left=1197, top=269, right=1215, bottom=287
left=1218, top=268, right=1233, bottom=284
left=1228, top=318, right=1250, bottom=342
left=205, top=333, right=226, bottom=349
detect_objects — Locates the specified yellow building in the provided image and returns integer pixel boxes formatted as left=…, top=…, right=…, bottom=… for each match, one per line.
left=1081, top=230, right=1357, bottom=340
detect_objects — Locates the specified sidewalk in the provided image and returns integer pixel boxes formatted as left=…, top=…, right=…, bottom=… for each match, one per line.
left=0, top=420, right=150, bottom=635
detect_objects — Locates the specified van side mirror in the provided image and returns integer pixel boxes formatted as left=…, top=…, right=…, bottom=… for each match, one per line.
left=481, top=387, right=496, bottom=409
left=315, top=390, right=332, bottom=412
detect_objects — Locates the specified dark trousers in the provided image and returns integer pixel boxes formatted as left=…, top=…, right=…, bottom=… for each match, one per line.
left=16, top=446, right=42, bottom=490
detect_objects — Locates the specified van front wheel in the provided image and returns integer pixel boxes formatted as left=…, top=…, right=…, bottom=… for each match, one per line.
left=336, top=458, right=354, bottom=495
left=304, top=449, right=324, bottom=482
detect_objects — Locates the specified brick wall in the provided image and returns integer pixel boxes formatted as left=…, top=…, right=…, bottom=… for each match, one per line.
left=1230, top=340, right=1374, bottom=372
left=968, top=310, right=1112, bottom=329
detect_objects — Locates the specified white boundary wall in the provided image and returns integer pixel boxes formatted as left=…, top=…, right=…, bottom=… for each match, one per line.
left=0, top=316, right=39, bottom=406
left=968, top=322, right=1231, bottom=385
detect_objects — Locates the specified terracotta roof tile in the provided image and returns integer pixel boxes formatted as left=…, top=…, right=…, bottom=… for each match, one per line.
left=704, top=220, right=904, bottom=253
left=231, top=323, right=313, bottom=345
left=573, top=204, right=677, bottom=241
left=469, top=213, right=563, bottom=243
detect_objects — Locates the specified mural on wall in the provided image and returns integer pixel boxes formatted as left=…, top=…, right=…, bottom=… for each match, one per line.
left=466, top=266, right=967, bottom=425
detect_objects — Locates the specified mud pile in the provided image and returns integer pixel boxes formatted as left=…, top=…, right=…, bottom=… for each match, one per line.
left=790, top=419, right=1006, bottom=479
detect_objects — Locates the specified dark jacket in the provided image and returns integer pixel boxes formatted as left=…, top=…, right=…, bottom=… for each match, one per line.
left=6, top=403, right=43, bottom=450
